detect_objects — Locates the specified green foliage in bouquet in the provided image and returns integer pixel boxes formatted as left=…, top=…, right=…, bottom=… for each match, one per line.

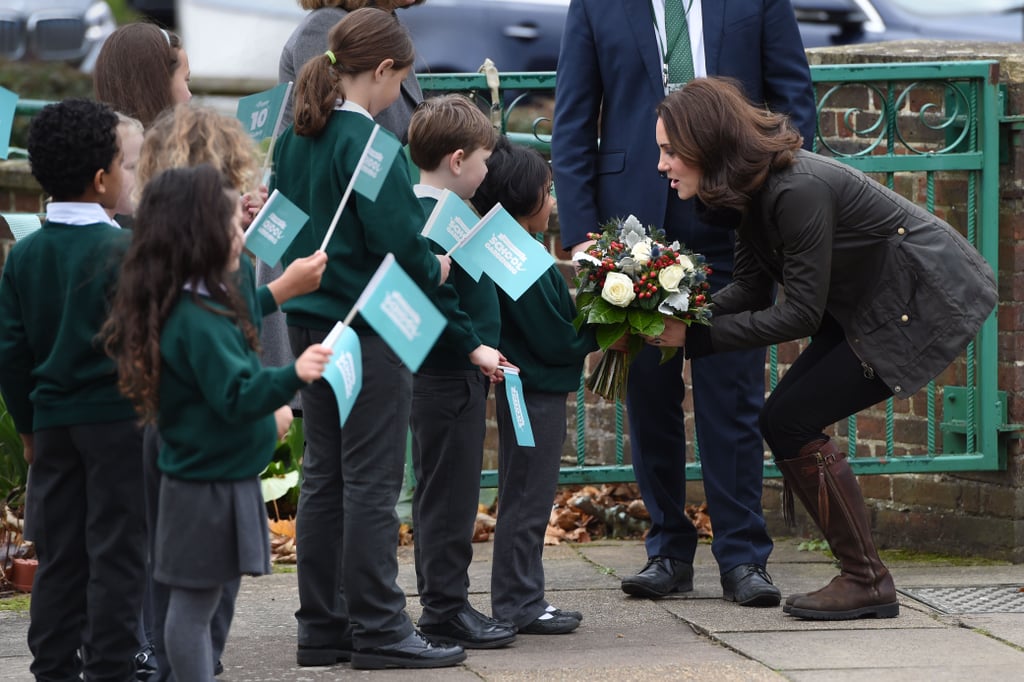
left=573, top=215, right=713, bottom=401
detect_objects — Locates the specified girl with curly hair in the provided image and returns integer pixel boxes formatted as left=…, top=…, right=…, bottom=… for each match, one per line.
left=103, top=164, right=331, bottom=682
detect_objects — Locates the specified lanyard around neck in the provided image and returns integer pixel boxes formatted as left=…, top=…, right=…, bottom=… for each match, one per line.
left=652, top=0, right=695, bottom=63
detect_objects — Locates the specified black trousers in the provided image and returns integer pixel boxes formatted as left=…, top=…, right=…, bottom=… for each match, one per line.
left=27, top=420, right=146, bottom=682
left=760, top=314, right=893, bottom=460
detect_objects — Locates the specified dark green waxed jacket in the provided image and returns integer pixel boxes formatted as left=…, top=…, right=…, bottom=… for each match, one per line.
left=687, top=150, right=997, bottom=397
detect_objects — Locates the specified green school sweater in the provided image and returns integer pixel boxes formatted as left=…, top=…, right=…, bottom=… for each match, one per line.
left=272, top=110, right=440, bottom=332
left=497, top=265, right=597, bottom=394
left=418, top=195, right=500, bottom=371
left=237, top=256, right=277, bottom=333
left=0, top=220, right=135, bottom=432
left=157, top=292, right=304, bottom=481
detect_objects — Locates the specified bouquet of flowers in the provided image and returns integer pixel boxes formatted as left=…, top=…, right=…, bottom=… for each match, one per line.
left=573, top=215, right=712, bottom=401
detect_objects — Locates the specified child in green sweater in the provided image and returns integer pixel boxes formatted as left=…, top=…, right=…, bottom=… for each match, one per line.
left=103, top=164, right=331, bottom=682
left=405, top=94, right=517, bottom=650
left=0, top=98, right=144, bottom=681
left=470, top=136, right=596, bottom=635
left=270, top=7, right=463, bottom=671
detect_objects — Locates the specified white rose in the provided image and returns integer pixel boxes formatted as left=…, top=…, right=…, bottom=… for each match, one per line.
left=631, top=239, right=652, bottom=264
left=676, top=254, right=695, bottom=272
left=600, top=272, right=636, bottom=307
left=658, top=264, right=685, bottom=293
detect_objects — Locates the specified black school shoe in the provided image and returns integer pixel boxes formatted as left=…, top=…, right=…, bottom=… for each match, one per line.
left=351, top=630, right=466, bottom=670
left=419, top=606, right=517, bottom=649
left=296, top=643, right=353, bottom=667
left=519, top=612, right=580, bottom=635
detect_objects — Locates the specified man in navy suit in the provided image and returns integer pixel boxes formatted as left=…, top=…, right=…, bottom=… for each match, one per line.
left=552, top=0, right=815, bottom=606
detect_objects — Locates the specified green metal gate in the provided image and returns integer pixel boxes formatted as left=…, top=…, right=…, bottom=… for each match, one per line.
left=419, top=60, right=1011, bottom=486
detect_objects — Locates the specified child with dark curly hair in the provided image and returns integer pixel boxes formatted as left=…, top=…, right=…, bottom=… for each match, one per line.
left=0, top=98, right=145, bottom=681
left=103, top=164, right=331, bottom=682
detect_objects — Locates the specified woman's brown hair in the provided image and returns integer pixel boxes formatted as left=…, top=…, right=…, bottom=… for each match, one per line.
left=297, top=0, right=425, bottom=10
left=293, top=7, right=415, bottom=137
left=94, top=23, right=183, bottom=128
left=656, top=77, right=804, bottom=211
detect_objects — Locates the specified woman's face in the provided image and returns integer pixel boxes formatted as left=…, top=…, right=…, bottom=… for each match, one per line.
left=170, top=49, right=192, bottom=105
left=656, top=117, right=701, bottom=201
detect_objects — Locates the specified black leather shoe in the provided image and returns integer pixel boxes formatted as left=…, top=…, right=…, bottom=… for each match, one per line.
left=351, top=631, right=466, bottom=669
left=296, top=642, right=353, bottom=667
left=721, top=564, right=782, bottom=607
left=419, top=606, right=517, bottom=649
left=519, top=612, right=580, bottom=635
left=621, top=556, right=694, bottom=598
left=547, top=606, right=583, bottom=622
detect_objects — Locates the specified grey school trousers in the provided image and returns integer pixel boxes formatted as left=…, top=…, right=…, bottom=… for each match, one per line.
left=290, top=328, right=416, bottom=650
left=491, top=389, right=566, bottom=628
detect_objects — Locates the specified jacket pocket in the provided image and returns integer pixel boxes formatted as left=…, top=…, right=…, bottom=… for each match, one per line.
left=598, top=151, right=625, bottom=176
left=855, top=240, right=959, bottom=368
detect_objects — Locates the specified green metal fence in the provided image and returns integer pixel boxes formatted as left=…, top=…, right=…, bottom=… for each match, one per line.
left=11, top=63, right=1010, bottom=484
left=421, top=62, right=1009, bottom=485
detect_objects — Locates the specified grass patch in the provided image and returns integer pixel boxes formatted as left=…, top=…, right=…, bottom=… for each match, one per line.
left=0, top=593, right=30, bottom=612
left=878, top=548, right=1009, bottom=566
left=272, top=564, right=297, bottom=574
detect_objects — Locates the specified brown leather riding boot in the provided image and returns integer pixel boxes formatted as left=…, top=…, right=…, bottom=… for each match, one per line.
left=776, top=439, right=899, bottom=620
left=778, top=439, right=828, bottom=613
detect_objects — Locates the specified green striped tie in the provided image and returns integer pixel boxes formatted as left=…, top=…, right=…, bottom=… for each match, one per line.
left=665, top=0, right=694, bottom=84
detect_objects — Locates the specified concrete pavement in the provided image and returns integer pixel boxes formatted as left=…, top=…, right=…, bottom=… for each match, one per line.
left=2, top=538, right=1022, bottom=681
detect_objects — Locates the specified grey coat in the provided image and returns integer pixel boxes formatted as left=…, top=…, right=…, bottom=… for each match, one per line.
left=277, top=7, right=423, bottom=141
left=689, top=150, right=997, bottom=397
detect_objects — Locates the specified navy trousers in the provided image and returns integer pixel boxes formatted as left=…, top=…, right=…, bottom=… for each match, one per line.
left=624, top=195, right=773, bottom=575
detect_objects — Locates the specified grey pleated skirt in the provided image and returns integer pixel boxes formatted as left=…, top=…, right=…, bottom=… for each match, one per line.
left=153, top=475, right=271, bottom=589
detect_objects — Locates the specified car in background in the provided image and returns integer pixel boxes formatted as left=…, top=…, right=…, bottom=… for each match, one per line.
left=0, top=0, right=116, bottom=71
left=795, top=0, right=1023, bottom=47
left=177, top=0, right=1024, bottom=88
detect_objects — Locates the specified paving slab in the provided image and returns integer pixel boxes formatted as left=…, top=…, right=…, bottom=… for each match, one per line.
left=718, top=627, right=1024, bottom=671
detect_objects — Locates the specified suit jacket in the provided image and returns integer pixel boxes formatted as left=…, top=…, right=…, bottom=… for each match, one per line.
left=552, top=0, right=815, bottom=253
left=687, top=151, right=997, bottom=396
left=278, top=7, right=423, bottom=141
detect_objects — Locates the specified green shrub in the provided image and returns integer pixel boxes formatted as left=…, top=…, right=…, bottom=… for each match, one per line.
left=0, top=60, right=93, bottom=150
left=0, top=393, right=27, bottom=510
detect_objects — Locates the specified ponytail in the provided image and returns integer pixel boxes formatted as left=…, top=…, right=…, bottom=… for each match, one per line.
left=294, top=53, right=345, bottom=137
left=291, top=7, right=415, bottom=137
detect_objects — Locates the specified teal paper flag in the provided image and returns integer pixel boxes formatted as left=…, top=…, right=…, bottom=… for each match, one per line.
left=352, top=125, right=401, bottom=201
left=243, top=189, right=309, bottom=267
left=502, top=367, right=535, bottom=447
left=321, top=322, right=362, bottom=427
left=459, top=203, right=555, bottom=301
left=354, top=253, right=446, bottom=372
left=2, top=213, right=42, bottom=241
left=421, top=188, right=483, bottom=281
left=236, top=83, right=292, bottom=142
left=0, top=86, right=18, bottom=160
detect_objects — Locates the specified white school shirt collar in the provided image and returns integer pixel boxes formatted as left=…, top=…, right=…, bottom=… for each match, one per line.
left=45, top=202, right=121, bottom=228
left=651, top=0, right=707, bottom=92
left=182, top=279, right=214, bottom=297
left=334, top=99, right=373, bottom=120
left=413, top=184, right=444, bottom=200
